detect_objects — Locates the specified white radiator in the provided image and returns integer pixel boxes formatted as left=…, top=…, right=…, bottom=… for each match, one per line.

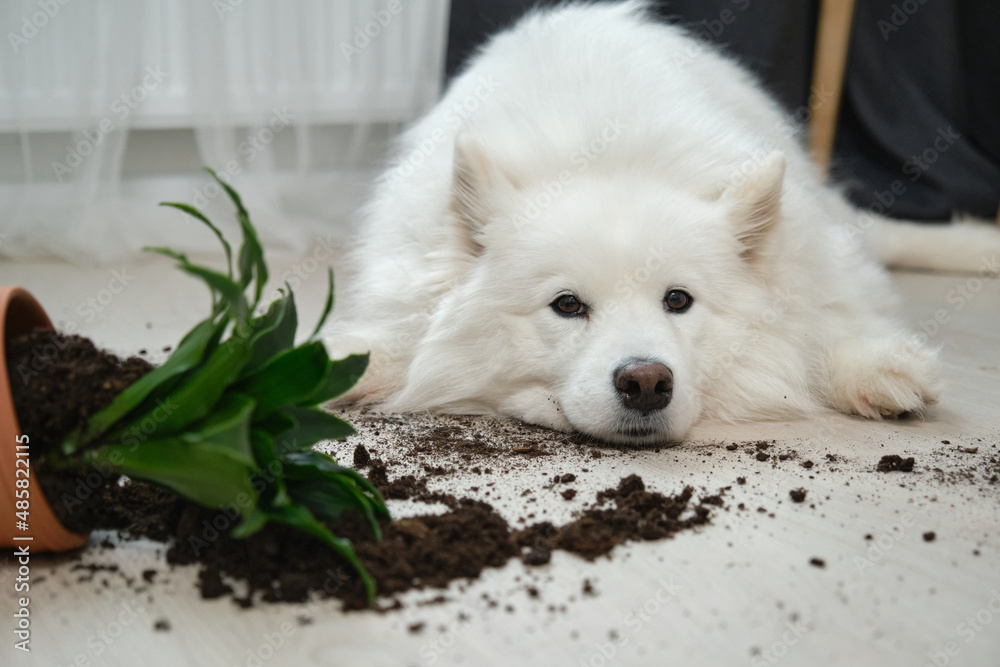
left=1, top=0, right=449, bottom=128
left=0, top=0, right=451, bottom=262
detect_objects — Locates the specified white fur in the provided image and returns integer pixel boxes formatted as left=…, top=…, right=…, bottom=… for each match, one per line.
left=329, top=1, right=999, bottom=444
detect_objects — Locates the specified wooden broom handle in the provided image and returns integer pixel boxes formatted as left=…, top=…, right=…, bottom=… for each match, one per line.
left=808, top=0, right=857, bottom=180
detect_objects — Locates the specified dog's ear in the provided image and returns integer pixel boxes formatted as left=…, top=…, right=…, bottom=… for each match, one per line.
left=451, top=134, right=518, bottom=253
left=722, top=151, right=786, bottom=262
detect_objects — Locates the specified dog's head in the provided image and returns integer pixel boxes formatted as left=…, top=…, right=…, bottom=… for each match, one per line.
left=392, top=136, right=789, bottom=445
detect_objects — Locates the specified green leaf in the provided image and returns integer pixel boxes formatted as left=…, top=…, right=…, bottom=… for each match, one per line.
left=144, top=246, right=187, bottom=263
left=145, top=248, right=213, bottom=314
left=206, top=167, right=267, bottom=309
left=139, top=334, right=254, bottom=436
left=231, top=506, right=268, bottom=538
left=240, top=291, right=298, bottom=378
left=178, top=393, right=257, bottom=467
left=85, top=440, right=257, bottom=510
left=273, top=405, right=356, bottom=454
left=178, top=264, right=247, bottom=324
left=234, top=341, right=330, bottom=418
left=288, top=478, right=381, bottom=539
left=310, top=268, right=335, bottom=339
left=64, top=317, right=224, bottom=452
left=250, top=430, right=289, bottom=508
left=297, top=353, right=369, bottom=406
left=254, top=410, right=296, bottom=439
left=145, top=247, right=248, bottom=322
left=281, top=450, right=389, bottom=543
left=281, top=450, right=388, bottom=517
left=159, top=202, right=233, bottom=279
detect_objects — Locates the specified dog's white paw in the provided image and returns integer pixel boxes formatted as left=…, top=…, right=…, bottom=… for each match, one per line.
left=829, top=337, right=941, bottom=419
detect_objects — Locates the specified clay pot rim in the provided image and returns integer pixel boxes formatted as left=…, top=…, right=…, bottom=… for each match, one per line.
left=1, top=286, right=90, bottom=553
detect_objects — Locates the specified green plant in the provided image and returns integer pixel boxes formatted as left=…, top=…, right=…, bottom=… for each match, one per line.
left=55, top=169, right=387, bottom=602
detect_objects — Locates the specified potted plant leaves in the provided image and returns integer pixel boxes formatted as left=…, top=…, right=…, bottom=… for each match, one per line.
left=1, top=170, right=387, bottom=603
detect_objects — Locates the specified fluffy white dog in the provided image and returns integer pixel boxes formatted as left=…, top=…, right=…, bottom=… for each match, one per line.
left=330, top=1, right=999, bottom=444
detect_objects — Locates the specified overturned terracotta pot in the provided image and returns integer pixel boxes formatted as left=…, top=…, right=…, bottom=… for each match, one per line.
left=1, top=286, right=89, bottom=553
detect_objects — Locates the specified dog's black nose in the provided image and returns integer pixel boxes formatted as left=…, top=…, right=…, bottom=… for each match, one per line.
left=613, top=361, right=673, bottom=414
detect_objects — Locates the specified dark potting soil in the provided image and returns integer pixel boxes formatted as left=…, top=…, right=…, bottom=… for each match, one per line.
left=6, top=330, right=157, bottom=533
left=876, top=454, right=915, bottom=472
left=166, top=497, right=517, bottom=610
left=165, top=472, right=719, bottom=610
left=42, top=473, right=185, bottom=537
left=513, top=475, right=714, bottom=563
left=7, top=331, right=153, bottom=454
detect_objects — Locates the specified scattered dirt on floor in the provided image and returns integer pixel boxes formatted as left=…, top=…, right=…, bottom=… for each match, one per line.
left=352, top=444, right=371, bottom=468
left=513, top=475, right=715, bottom=563
left=17, top=329, right=995, bottom=616
left=876, top=455, right=915, bottom=473
left=160, top=471, right=721, bottom=610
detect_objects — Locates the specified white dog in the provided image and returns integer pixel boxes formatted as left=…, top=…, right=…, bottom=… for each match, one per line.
left=330, top=1, right=999, bottom=444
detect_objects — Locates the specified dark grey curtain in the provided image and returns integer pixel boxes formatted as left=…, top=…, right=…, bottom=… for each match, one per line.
left=833, top=0, right=1000, bottom=220
left=445, top=0, right=1000, bottom=222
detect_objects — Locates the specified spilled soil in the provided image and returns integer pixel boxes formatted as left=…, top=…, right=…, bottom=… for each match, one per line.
left=164, top=471, right=719, bottom=610
left=6, top=330, right=155, bottom=533
left=7, top=331, right=153, bottom=455
left=876, top=454, right=915, bottom=473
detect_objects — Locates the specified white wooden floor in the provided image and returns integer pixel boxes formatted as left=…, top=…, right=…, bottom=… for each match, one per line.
left=2, top=255, right=998, bottom=667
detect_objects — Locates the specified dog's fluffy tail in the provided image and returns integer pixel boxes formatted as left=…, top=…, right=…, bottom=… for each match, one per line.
left=867, top=216, right=1000, bottom=274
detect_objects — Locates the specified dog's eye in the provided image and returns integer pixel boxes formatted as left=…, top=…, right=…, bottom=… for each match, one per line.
left=664, top=289, right=693, bottom=313
left=552, top=294, right=587, bottom=317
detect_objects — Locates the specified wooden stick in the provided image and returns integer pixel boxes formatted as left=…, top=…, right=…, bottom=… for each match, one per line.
left=808, top=0, right=857, bottom=179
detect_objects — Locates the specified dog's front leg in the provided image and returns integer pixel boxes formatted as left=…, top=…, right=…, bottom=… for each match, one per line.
left=826, top=334, right=941, bottom=419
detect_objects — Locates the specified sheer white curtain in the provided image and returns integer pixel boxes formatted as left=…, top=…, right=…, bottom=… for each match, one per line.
left=0, top=0, right=450, bottom=263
